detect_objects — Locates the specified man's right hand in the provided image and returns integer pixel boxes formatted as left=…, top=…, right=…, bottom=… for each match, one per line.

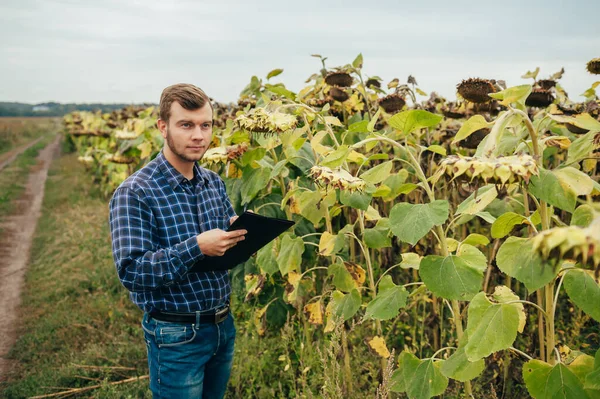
left=196, top=228, right=247, bottom=257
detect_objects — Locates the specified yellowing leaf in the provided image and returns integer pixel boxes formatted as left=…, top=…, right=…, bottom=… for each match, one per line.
left=446, top=238, right=459, bottom=252
left=304, top=301, right=323, bottom=325
left=364, top=205, right=381, bottom=221
left=324, top=299, right=337, bottom=333
left=319, top=231, right=337, bottom=256
left=311, top=130, right=332, bottom=156
left=137, top=141, right=153, bottom=159
left=345, top=261, right=366, bottom=287
left=253, top=305, right=268, bottom=336
left=324, top=116, right=343, bottom=127
left=244, top=274, right=265, bottom=302
left=554, top=167, right=595, bottom=196
left=347, top=150, right=367, bottom=164
left=489, top=84, right=532, bottom=106
left=367, top=336, right=390, bottom=358
left=452, top=115, right=490, bottom=144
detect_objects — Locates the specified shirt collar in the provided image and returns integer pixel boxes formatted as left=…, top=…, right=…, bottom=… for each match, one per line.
left=156, top=150, right=209, bottom=190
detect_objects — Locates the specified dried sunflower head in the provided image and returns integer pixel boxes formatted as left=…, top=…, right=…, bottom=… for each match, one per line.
left=366, top=78, right=382, bottom=89
left=309, top=166, right=366, bottom=192
left=378, top=94, right=406, bottom=113
left=77, top=155, right=94, bottom=165
left=203, top=147, right=228, bottom=164
left=457, top=78, right=496, bottom=104
left=325, top=71, right=353, bottom=88
left=435, top=154, right=539, bottom=187
left=537, top=79, right=557, bottom=90
left=526, top=89, right=555, bottom=108
left=226, top=142, right=249, bottom=159
left=531, top=219, right=600, bottom=270
left=114, top=129, right=141, bottom=140
left=306, top=98, right=332, bottom=108
left=105, top=154, right=136, bottom=164
left=329, top=86, right=350, bottom=102
left=235, top=107, right=297, bottom=135
left=203, top=143, right=248, bottom=164
left=586, top=58, right=600, bottom=75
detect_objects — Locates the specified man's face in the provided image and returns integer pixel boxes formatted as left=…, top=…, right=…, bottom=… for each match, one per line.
left=158, top=101, right=213, bottom=163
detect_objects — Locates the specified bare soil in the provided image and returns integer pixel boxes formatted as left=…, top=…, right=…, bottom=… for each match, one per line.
left=0, top=137, right=44, bottom=172
left=0, top=136, right=60, bottom=381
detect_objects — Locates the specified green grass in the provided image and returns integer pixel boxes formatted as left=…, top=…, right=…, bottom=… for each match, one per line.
left=0, top=117, right=59, bottom=158
left=0, top=132, right=58, bottom=234
left=0, top=151, right=150, bottom=398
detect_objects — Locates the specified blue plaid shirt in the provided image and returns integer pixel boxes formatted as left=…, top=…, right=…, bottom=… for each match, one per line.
left=109, top=150, right=237, bottom=313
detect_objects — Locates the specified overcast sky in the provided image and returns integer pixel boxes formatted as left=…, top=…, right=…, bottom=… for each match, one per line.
left=1, top=0, right=599, bottom=104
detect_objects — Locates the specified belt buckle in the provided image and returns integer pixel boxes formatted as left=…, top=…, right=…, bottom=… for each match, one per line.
left=215, top=307, right=228, bottom=324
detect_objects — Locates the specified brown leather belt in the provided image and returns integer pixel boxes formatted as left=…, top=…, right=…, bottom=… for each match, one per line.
left=150, top=305, right=229, bottom=324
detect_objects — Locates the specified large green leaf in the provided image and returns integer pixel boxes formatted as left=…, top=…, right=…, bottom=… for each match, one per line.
left=465, top=286, right=525, bottom=361
left=585, top=349, right=600, bottom=391
left=328, top=262, right=356, bottom=293
left=568, top=130, right=598, bottom=165
left=381, top=171, right=412, bottom=201
left=391, top=351, right=421, bottom=393
left=340, top=190, right=372, bottom=211
left=276, top=234, right=304, bottom=276
left=529, top=168, right=577, bottom=213
left=440, top=337, right=485, bottom=382
left=496, top=237, right=556, bottom=292
left=390, top=351, right=448, bottom=399
left=331, top=289, right=361, bottom=320
left=461, top=233, right=490, bottom=247
left=256, top=240, right=279, bottom=275
left=240, top=167, right=271, bottom=204
left=489, top=84, right=532, bottom=106
left=321, top=145, right=350, bottom=168
left=491, top=212, right=528, bottom=238
left=364, top=275, right=408, bottom=320
left=523, top=360, right=589, bottom=399
left=389, top=200, right=449, bottom=245
left=295, top=189, right=334, bottom=226
left=456, top=185, right=498, bottom=216
left=554, top=167, right=595, bottom=196
left=388, top=110, right=443, bottom=135
left=452, top=115, right=491, bottom=144
left=360, top=160, right=393, bottom=184
left=266, top=85, right=296, bottom=100
left=240, top=147, right=266, bottom=166
left=419, top=247, right=485, bottom=301
left=551, top=113, right=600, bottom=132
left=409, top=360, right=448, bottom=399
left=571, top=204, right=596, bottom=227
left=564, top=269, right=600, bottom=322
left=364, top=218, right=392, bottom=249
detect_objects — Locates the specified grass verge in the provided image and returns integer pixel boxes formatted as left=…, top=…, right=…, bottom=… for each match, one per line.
left=0, top=132, right=58, bottom=233
left=0, top=117, right=59, bottom=159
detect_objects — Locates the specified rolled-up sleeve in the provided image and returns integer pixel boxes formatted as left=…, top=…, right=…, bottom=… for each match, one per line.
left=109, top=187, right=204, bottom=293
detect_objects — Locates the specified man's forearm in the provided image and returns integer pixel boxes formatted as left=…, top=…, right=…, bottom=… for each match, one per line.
left=115, top=235, right=204, bottom=293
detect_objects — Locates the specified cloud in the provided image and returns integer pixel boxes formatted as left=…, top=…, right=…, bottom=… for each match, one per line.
left=1, top=0, right=599, bottom=103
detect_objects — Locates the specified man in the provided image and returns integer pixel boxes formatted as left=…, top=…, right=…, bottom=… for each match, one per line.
left=109, top=83, right=247, bottom=398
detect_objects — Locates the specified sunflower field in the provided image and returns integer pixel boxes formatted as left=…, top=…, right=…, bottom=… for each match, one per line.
left=63, top=54, right=600, bottom=398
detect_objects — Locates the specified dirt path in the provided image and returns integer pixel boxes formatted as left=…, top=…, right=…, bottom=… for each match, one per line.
left=0, top=135, right=61, bottom=381
left=0, top=136, right=45, bottom=172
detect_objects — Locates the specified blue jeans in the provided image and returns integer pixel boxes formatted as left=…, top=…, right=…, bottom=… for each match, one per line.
left=141, top=311, right=236, bottom=399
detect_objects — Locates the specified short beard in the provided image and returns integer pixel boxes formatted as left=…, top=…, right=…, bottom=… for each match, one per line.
left=165, top=127, right=200, bottom=163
